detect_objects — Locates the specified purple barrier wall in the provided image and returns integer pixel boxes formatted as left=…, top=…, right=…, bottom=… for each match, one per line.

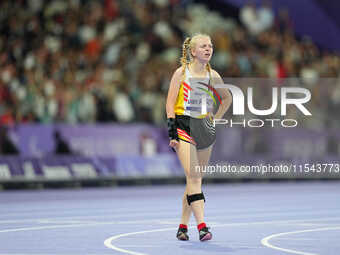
left=211, top=127, right=340, bottom=161
left=7, top=124, right=340, bottom=158
left=10, top=124, right=169, bottom=157
left=0, top=154, right=182, bottom=181
left=1, top=124, right=339, bottom=182
left=1, top=154, right=339, bottom=182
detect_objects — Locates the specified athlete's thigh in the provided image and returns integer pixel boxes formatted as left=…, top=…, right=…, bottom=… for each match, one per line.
left=197, top=144, right=214, bottom=167
left=176, top=140, right=201, bottom=178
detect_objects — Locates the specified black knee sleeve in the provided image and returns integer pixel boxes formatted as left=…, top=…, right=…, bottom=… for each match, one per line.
left=187, top=192, right=205, bottom=205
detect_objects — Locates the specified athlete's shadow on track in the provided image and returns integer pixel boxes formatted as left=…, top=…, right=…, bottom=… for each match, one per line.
left=179, top=242, right=252, bottom=253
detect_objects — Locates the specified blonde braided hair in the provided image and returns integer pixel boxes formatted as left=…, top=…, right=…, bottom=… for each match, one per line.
left=180, top=37, right=191, bottom=79
left=206, top=62, right=213, bottom=85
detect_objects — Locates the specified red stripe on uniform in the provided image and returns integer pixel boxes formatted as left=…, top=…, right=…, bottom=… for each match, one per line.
left=177, top=131, right=192, bottom=140
left=177, top=131, right=192, bottom=141
left=177, top=128, right=189, bottom=137
left=182, top=82, right=193, bottom=91
left=177, top=130, right=191, bottom=139
left=177, top=129, right=197, bottom=145
left=178, top=134, right=197, bottom=145
left=178, top=134, right=191, bottom=143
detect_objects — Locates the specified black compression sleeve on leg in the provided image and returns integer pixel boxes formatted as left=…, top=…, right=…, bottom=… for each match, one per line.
left=187, top=192, right=205, bottom=205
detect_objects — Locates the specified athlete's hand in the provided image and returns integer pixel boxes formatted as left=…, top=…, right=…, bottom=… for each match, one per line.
left=208, top=112, right=215, bottom=121
left=207, top=112, right=214, bottom=123
left=169, top=139, right=179, bottom=152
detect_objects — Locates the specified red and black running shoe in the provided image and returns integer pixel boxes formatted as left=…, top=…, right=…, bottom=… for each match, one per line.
left=199, top=226, right=212, bottom=241
left=176, top=226, right=189, bottom=241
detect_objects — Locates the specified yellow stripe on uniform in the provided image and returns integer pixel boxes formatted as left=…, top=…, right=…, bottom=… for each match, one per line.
left=174, top=82, right=185, bottom=115
left=178, top=134, right=191, bottom=143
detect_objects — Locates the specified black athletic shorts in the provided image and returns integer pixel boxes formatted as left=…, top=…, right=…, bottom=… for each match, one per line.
left=175, top=114, right=216, bottom=150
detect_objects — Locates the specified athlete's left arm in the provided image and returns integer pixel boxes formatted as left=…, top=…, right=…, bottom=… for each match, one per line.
left=211, top=70, right=232, bottom=119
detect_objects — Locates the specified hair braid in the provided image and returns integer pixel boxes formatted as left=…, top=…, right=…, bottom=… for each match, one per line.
left=206, top=62, right=213, bottom=85
left=180, top=37, right=191, bottom=76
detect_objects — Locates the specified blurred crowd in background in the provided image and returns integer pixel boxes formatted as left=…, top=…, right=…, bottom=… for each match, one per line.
left=1, top=0, right=340, bottom=128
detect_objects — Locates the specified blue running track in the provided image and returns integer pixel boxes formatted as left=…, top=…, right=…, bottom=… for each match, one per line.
left=0, top=181, right=339, bottom=255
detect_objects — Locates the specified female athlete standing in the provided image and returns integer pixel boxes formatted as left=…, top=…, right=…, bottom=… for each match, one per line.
left=166, top=34, right=232, bottom=241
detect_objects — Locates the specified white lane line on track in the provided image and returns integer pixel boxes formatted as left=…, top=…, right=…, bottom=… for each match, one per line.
left=261, top=226, right=340, bottom=255
left=2, top=206, right=339, bottom=218
left=274, top=238, right=317, bottom=241
left=0, top=223, right=101, bottom=233
left=2, top=216, right=340, bottom=233
left=118, top=245, right=163, bottom=248
left=103, top=217, right=340, bottom=255
left=104, top=228, right=175, bottom=255
left=1, top=217, right=340, bottom=255
left=2, top=209, right=340, bottom=225
left=0, top=254, right=118, bottom=255
left=0, top=218, right=183, bottom=226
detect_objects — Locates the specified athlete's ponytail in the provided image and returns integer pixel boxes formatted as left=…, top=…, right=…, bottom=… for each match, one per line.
left=181, top=37, right=191, bottom=75
left=206, top=62, right=213, bottom=85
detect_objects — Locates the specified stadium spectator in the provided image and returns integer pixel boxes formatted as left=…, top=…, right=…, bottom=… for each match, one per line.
left=0, top=0, right=339, bottom=129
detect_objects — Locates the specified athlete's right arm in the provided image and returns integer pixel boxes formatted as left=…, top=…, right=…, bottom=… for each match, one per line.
left=166, top=67, right=183, bottom=118
left=166, top=67, right=183, bottom=151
